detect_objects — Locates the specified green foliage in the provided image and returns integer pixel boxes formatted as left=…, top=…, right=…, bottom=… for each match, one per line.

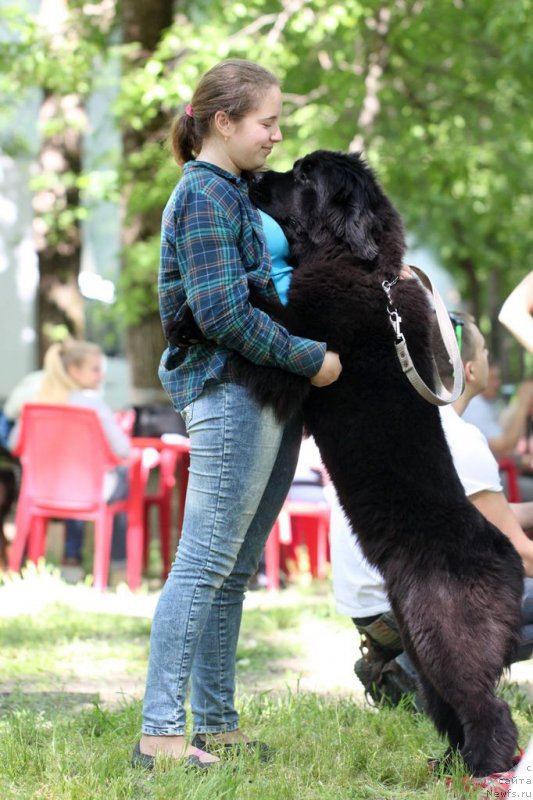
left=116, top=237, right=162, bottom=326
left=111, top=0, right=532, bottom=326
left=0, top=3, right=115, bottom=108
left=2, top=0, right=532, bottom=356
left=121, top=141, right=177, bottom=221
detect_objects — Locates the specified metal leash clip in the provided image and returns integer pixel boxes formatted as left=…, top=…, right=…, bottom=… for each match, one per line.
left=382, top=278, right=404, bottom=342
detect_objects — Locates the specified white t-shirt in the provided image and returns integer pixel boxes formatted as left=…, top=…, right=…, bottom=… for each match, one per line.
left=462, top=394, right=505, bottom=441
left=330, top=404, right=503, bottom=617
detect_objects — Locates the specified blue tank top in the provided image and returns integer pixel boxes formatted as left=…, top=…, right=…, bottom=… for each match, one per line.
left=258, top=210, right=292, bottom=305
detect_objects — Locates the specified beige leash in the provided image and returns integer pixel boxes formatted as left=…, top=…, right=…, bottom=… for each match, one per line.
left=382, top=265, right=465, bottom=406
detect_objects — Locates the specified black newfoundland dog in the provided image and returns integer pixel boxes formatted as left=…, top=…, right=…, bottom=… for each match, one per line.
left=169, top=151, right=523, bottom=777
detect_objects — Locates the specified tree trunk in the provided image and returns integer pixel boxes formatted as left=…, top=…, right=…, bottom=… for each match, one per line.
left=34, top=91, right=85, bottom=364
left=120, top=0, right=174, bottom=397
left=121, top=0, right=174, bottom=51
left=458, top=256, right=480, bottom=321
left=126, top=313, right=168, bottom=404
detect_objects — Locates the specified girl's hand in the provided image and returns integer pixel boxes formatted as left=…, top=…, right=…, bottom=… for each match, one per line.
left=310, top=351, right=342, bottom=387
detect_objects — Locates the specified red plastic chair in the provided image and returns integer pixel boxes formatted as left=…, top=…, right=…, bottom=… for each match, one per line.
left=498, top=458, right=523, bottom=502
left=8, top=404, right=143, bottom=591
left=265, top=499, right=331, bottom=590
left=130, top=435, right=190, bottom=580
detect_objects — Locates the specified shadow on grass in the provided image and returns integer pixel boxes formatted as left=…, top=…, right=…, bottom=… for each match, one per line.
left=0, top=689, right=101, bottom=715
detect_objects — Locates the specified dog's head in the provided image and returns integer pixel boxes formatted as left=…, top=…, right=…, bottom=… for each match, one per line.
left=249, top=150, right=405, bottom=272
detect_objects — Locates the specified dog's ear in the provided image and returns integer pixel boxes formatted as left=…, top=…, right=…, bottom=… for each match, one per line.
left=344, top=204, right=379, bottom=260
left=327, top=201, right=379, bottom=260
left=325, top=160, right=381, bottom=260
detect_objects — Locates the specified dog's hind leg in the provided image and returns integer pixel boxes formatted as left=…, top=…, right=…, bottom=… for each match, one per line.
left=417, top=675, right=517, bottom=776
left=413, top=652, right=517, bottom=776
left=416, top=674, right=464, bottom=757
left=391, top=607, right=465, bottom=761
left=391, top=583, right=519, bottom=776
left=457, top=691, right=518, bottom=777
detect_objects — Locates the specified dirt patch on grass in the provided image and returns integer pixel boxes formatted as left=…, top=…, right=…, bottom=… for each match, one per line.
left=3, top=571, right=533, bottom=713
left=0, top=572, right=364, bottom=711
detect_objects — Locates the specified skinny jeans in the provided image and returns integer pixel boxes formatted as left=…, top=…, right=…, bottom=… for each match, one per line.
left=142, top=380, right=302, bottom=735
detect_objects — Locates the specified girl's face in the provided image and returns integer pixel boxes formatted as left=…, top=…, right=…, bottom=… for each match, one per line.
left=224, top=84, right=283, bottom=173
left=68, top=353, right=104, bottom=390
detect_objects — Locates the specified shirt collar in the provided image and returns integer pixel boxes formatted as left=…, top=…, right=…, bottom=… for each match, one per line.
left=184, top=160, right=246, bottom=186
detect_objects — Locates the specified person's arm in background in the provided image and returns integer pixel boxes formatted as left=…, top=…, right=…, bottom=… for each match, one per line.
left=470, top=490, right=533, bottom=576
left=499, top=271, right=533, bottom=354
left=510, top=501, right=533, bottom=534
left=487, top=380, right=533, bottom=459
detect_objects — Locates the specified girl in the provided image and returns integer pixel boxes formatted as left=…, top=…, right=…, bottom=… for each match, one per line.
left=135, top=59, right=341, bottom=770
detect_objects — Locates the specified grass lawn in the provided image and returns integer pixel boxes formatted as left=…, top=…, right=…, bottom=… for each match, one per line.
left=1, top=566, right=533, bottom=799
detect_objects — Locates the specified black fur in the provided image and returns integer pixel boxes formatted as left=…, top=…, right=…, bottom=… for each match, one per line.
left=171, top=150, right=524, bottom=775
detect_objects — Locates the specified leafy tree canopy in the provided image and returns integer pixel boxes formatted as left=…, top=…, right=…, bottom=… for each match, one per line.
left=2, top=0, right=532, bottom=361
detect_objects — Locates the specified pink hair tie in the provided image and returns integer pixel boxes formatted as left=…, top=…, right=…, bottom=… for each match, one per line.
left=185, top=103, right=194, bottom=118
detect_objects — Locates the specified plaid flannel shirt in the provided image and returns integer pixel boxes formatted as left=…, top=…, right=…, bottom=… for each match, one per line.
left=158, top=161, right=326, bottom=411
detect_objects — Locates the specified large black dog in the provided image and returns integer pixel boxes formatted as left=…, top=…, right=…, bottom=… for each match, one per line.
left=169, top=151, right=524, bottom=776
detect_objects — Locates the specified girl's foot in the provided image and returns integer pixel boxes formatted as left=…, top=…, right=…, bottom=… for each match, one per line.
left=132, top=734, right=220, bottom=770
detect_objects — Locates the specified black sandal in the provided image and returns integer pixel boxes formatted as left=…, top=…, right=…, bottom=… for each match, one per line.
left=191, top=734, right=271, bottom=761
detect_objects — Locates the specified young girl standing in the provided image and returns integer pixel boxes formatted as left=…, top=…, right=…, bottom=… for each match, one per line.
left=135, top=59, right=341, bottom=770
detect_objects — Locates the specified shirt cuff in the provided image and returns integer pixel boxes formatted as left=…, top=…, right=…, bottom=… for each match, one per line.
left=282, top=338, right=327, bottom=377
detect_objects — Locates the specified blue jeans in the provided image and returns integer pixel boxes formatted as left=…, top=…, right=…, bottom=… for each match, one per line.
left=142, top=381, right=302, bottom=735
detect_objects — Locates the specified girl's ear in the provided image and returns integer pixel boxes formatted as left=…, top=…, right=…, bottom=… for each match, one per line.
left=213, top=110, right=232, bottom=138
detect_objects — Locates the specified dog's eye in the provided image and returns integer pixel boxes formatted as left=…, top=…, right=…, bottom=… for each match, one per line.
left=296, top=172, right=311, bottom=185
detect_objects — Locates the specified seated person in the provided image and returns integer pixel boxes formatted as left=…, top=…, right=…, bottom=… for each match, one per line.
left=462, top=364, right=533, bottom=462
left=329, top=312, right=533, bottom=706
left=9, top=340, right=131, bottom=579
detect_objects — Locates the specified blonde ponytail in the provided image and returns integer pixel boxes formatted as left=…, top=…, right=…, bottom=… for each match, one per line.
left=36, top=340, right=102, bottom=405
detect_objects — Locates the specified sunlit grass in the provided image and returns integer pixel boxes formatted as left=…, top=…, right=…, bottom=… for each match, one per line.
left=1, top=568, right=533, bottom=798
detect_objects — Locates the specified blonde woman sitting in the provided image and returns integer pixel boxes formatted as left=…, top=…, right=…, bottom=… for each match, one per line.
left=10, top=340, right=131, bottom=579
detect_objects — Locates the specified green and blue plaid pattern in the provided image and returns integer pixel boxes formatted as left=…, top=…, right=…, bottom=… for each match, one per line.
left=158, top=161, right=326, bottom=411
